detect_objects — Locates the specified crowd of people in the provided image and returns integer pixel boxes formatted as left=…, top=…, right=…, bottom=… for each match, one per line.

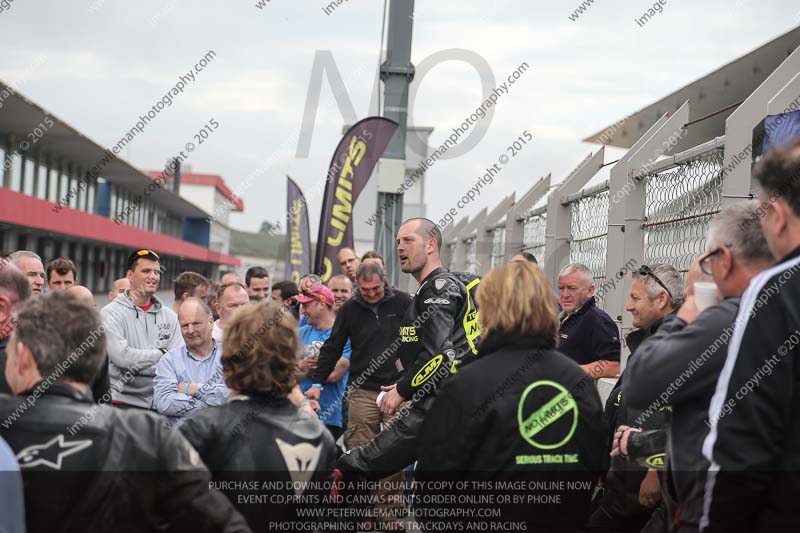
left=0, top=139, right=799, bottom=532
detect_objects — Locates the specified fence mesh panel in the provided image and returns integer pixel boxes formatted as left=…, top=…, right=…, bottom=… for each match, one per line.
left=569, top=189, right=610, bottom=304
left=490, top=227, right=507, bottom=269
left=523, top=213, right=547, bottom=263
left=466, top=238, right=478, bottom=274
left=642, top=148, right=725, bottom=274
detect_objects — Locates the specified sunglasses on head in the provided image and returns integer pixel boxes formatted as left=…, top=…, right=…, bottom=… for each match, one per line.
left=637, top=265, right=673, bottom=301
left=135, top=249, right=160, bottom=259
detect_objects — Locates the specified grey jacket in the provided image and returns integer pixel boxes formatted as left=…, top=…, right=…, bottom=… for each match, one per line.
left=101, top=291, right=183, bottom=408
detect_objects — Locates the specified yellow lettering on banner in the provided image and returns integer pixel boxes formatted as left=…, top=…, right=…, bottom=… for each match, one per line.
left=321, top=257, right=332, bottom=282
left=325, top=135, right=366, bottom=250
left=290, top=200, right=304, bottom=267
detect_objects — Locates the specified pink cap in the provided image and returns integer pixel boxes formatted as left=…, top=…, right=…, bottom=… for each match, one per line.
left=295, top=284, right=335, bottom=307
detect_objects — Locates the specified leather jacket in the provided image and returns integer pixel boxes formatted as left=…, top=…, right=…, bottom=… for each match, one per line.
left=395, top=267, right=481, bottom=401
left=0, top=382, right=249, bottom=533
left=180, top=393, right=337, bottom=529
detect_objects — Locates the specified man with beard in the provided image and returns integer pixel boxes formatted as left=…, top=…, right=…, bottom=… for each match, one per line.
left=337, top=218, right=480, bottom=482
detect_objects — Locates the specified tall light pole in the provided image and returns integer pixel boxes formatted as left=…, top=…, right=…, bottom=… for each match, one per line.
left=374, top=0, right=415, bottom=285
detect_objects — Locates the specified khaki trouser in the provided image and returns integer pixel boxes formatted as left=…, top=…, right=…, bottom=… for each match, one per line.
left=346, top=387, right=407, bottom=526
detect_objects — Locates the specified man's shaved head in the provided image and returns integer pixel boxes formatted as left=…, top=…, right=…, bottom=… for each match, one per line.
left=403, top=217, right=442, bottom=251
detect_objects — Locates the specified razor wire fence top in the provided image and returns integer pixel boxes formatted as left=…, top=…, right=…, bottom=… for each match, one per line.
left=642, top=147, right=725, bottom=275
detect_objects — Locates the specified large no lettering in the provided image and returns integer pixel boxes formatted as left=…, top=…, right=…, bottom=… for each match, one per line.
left=517, top=380, right=578, bottom=450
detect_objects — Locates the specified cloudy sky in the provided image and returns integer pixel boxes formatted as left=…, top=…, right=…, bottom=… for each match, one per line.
left=1, top=0, right=798, bottom=233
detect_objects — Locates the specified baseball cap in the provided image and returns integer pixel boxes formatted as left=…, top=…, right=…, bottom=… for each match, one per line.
left=295, top=284, right=334, bottom=307
left=127, top=249, right=160, bottom=270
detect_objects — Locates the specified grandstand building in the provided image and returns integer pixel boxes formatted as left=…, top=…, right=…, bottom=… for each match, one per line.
left=0, top=80, right=240, bottom=292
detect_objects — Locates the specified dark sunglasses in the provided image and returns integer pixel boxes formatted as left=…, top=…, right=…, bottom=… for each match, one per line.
left=637, top=265, right=673, bottom=301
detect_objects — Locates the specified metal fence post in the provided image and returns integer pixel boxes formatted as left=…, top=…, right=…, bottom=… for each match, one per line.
left=722, top=46, right=800, bottom=207
left=606, top=101, right=690, bottom=365
left=543, top=148, right=605, bottom=285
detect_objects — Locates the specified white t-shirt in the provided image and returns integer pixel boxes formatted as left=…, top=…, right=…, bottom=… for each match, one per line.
left=212, top=320, right=224, bottom=342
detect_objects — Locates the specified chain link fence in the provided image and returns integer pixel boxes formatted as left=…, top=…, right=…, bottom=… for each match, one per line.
left=568, top=187, right=610, bottom=303
left=522, top=210, right=547, bottom=263
left=642, top=147, right=725, bottom=274
left=490, top=226, right=507, bottom=269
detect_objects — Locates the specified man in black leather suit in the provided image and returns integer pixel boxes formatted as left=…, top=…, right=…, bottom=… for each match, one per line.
left=337, top=217, right=480, bottom=477
left=0, top=290, right=249, bottom=533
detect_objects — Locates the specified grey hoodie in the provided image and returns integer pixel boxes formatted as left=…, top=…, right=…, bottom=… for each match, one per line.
left=101, top=291, right=183, bottom=408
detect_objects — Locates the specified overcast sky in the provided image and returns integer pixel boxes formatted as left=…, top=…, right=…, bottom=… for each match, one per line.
left=1, top=0, right=798, bottom=233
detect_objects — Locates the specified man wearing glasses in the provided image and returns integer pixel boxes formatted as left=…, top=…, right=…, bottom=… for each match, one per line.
left=622, top=201, right=774, bottom=533
left=588, top=263, right=683, bottom=533
left=101, top=249, right=183, bottom=409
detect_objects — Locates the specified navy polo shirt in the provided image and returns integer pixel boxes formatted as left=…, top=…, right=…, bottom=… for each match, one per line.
left=558, top=297, right=621, bottom=365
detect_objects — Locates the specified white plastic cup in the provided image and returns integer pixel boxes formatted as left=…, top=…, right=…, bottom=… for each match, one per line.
left=694, top=281, right=721, bottom=311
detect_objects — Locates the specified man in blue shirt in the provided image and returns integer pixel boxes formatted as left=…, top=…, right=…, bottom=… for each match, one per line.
left=154, top=298, right=230, bottom=427
left=296, top=284, right=351, bottom=440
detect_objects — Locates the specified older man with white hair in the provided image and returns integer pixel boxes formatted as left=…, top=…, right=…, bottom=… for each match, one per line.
left=9, top=250, right=45, bottom=297
left=557, top=262, right=621, bottom=379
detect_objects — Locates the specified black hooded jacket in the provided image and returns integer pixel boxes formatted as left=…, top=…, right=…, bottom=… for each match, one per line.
left=0, top=382, right=249, bottom=533
left=415, top=329, right=606, bottom=532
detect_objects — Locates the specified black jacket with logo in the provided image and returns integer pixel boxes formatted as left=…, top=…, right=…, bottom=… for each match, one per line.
left=312, top=286, right=411, bottom=391
left=181, top=393, right=337, bottom=530
left=415, top=329, right=606, bottom=532
left=395, top=267, right=480, bottom=401
left=595, top=317, right=671, bottom=523
left=701, top=247, right=800, bottom=533
left=623, top=299, right=739, bottom=529
left=0, top=382, right=249, bottom=533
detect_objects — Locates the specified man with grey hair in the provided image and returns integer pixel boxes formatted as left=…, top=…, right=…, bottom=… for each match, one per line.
left=0, top=257, right=32, bottom=394
left=154, top=297, right=229, bottom=426
left=587, top=263, right=683, bottom=532
left=699, top=139, right=800, bottom=532
left=557, top=263, right=621, bottom=379
left=10, top=250, right=45, bottom=297
left=621, top=201, right=774, bottom=532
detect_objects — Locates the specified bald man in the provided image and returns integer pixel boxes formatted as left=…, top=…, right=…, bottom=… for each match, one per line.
left=153, top=298, right=230, bottom=426
left=108, top=278, right=130, bottom=301
left=336, top=247, right=360, bottom=282
left=220, top=272, right=241, bottom=285
left=67, top=285, right=96, bottom=306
